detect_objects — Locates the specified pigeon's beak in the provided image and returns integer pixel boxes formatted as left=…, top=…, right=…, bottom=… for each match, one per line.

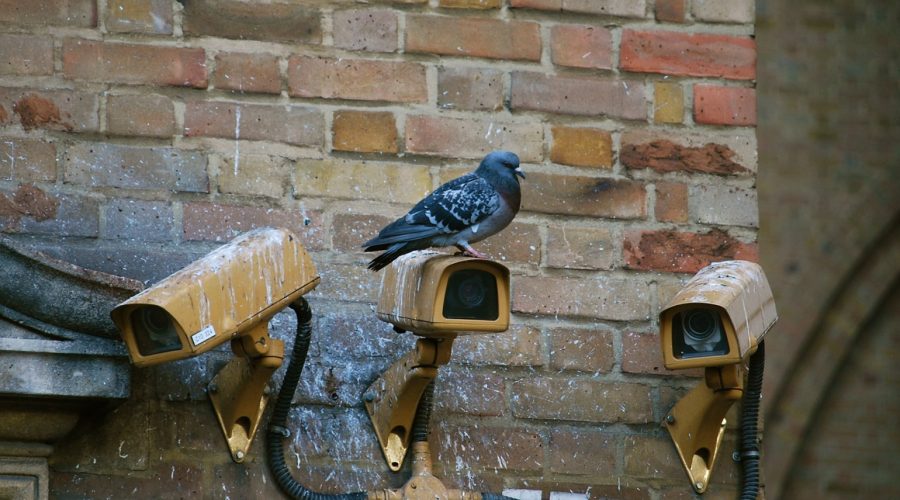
left=515, top=167, right=526, bottom=179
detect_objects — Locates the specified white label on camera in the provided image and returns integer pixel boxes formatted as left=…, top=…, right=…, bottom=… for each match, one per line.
left=191, top=325, right=216, bottom=346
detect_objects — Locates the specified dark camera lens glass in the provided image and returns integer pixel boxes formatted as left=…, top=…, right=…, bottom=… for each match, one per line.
left=673, top=308, right=729, bottom=359
left=132, top=306, right=182, bottom=356
left=442, top=269, right=499, bottom=321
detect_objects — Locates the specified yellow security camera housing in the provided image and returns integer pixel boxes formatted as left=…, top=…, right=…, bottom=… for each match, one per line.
left=658, top=260, right=778, bottom=494
left=376, top=251, right=510, bottom=337
left=111, top=227, right=319, bottom=464
left=660, top=260, right=777, bottom=370
left=111, top=227, right=320, bottom=367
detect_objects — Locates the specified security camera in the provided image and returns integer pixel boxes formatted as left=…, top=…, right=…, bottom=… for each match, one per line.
left=111, top=227, right=320, bottom=367
left=658, top=260, right=778, bottom=495
left=376, top=251, right=511, bottom=337
left=660, top=260, right=777, bottom=369
left=111, top=227, right=320, bottom=463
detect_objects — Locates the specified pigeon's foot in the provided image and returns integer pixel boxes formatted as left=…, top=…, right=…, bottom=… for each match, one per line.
left=456, top=242, right=488, bottom=259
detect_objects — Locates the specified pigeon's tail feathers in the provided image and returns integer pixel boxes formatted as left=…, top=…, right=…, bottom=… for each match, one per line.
left=362, top=222, right=442, bottom=250
left=367, top=242, right=410, bottom=271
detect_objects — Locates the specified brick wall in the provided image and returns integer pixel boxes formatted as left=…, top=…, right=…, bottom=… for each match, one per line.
left=0, top=1, right=758, bottom=498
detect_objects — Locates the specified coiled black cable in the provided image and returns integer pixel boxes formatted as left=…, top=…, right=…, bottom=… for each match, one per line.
left=739, top=340, right=765, bottom=500
left=266, top=298, right=367, bottom=500
left=411, top=380, right=435, bottom=443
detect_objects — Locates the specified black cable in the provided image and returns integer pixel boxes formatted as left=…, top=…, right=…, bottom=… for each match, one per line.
left=266, top=298, right=367, bottom=500
left=411, top=380, right=435, bottom=443
left=739, top=340, right=765, bottom=500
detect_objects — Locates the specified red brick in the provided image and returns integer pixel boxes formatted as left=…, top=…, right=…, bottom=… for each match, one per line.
left=106, top=0, right=173, bottom=34
left=623, top=228, right=759, bottom=273
left=212, top=53, right=281, bottom=94
left=0, top=88, right=99, bottom=133
left=406, top=15, right=541, bottom=61
left=0, top=35, right=53, bottom=75
left=182, top=202, right=325, bottom=250
left=434, top=425, right=543, bottom=471
left=550, top=24, right=613, bottom=70
left=62, top=39, right=208, bottom=88
left=522, top=172, right=646, bottom=218
left=694, top=85, right=757, bottom=126
left=620, top=30, right=756, bottom=80
left=510, top=0, right=647, bottom=18
left=549, top=428, right=617, bottom=475
left=440, top=0, right=501, bottom=8
left=438, top=67, right=504, bottom=111
left=550, top=126, right=613, bottom=168
left=511, top=377, right=653, bottom=423
left=0, top=0, right=96, bottom=27
left=655, top=0, right=686, bottom=23
left=545, top=226, right=615, bottom=270
left=513, top=275, right=649, bottom=321
left=106, top=94, right=176, bottom=138
left=183, top=100, right=324, bottom=146
left=0, top=139, right=57, bottom=182
left=624, top=435, right=684, bottom=478
left=621, top=134, right=752, bottom=176
left=333, top=9, right=398, bottom=53
left=182, top=0, right=321, bottom=44
left=64, top=143, right=208, bottom=192
left=510, top=71, right=646, bottom=120
left=434, top=366, right=506, bottom=416
left=453, top=325, right=543, bottom=366
left=332, top=110, right=398, bottom=154
left=549, top=327, right=615, bottom=373
left=655, top=181, right=689, bottom=223
left=622, top=331, right=691, bottom=376
left=104, top=199, right=174, bottom=242
left=405, top=115, right=543, bottom=162
left=288, top=56, right=427, bottom=103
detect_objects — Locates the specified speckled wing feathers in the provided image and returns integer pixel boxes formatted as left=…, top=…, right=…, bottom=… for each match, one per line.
left=404, top=174, right=500, bottom=235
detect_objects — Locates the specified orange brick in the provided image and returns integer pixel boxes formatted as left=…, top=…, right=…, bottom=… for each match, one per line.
left=212, top=52, right=281, bottom=94
left=406, top=15, right=541, bottom=61
left=694, top=85, right=757, bottom=126
left=332, top=110, right=398, bottom=154
left=550, top=126, right=613, bottom=168
left=655, top=181, right=689, bottom=223
left=550, top=24, right=613, bottom=70
left=620, top=30, right=756, bottom=80
left=62, top=39, right=207, bottom=88
left=654, top=81, right=684, bottom=123
left=288, top=56, right=427, bottom=103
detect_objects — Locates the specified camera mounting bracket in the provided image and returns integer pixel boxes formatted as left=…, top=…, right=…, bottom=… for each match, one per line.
left=208, top=322, right=284, bottom=463
left=364, top=336, right=455, bottom=472
left=664, top=364, right=744, bottom=493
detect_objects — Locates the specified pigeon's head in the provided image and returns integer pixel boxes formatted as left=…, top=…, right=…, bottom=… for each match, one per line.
left=478, top=150, right=525, bottom=181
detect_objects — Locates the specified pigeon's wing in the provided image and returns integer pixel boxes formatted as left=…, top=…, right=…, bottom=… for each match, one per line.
left=363, top=174, right=500, bottom=248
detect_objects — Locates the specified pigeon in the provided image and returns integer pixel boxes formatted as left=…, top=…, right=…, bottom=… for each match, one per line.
left=363, top=150, right=525, bottom=271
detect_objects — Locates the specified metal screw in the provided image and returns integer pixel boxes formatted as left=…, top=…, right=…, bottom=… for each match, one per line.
left=695, top=481, right=704, bottom=491
left=665, top=414, right=676, bottom=424
left=208, top=383, right=218, bottom=394
left=732, top=451, right=741, bottom=462
left=364, top=391, right=376, bottom=402
left=235, top=450, right=245, bottom=461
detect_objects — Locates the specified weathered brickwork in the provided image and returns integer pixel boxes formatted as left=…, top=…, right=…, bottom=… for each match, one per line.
left=0, top=1, right=757, bottom=497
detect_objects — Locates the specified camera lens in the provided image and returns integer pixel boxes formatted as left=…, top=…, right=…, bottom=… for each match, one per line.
left=673, top=308, right=728, bottom=358
left=442, top=269, right=499, bottom=321
left=456, top=275, right=487, bottom=308
left=683, top=310, right=717, bottom=342
left=133, top=306, right=181, bottom=356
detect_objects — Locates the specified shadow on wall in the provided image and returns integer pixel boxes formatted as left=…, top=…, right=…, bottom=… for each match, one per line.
left=757, top=0, right=900, bottom=498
